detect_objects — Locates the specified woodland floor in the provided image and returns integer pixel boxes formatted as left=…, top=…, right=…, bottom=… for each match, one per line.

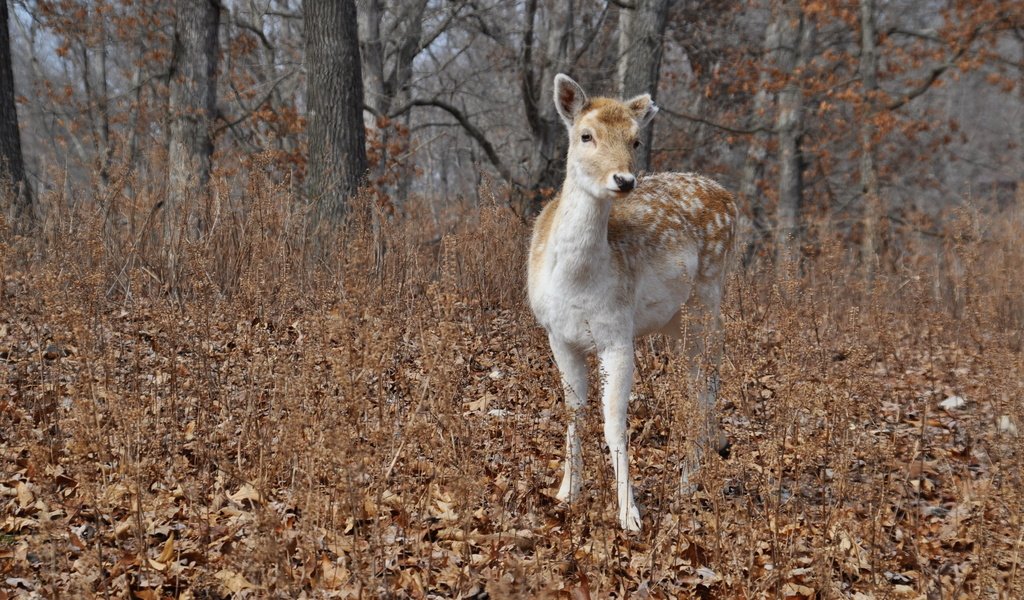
left=2, top=199, right=1023, bottom=599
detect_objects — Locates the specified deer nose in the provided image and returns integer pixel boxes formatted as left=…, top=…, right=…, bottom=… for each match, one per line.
left=613, top=174, right=635, bottom=192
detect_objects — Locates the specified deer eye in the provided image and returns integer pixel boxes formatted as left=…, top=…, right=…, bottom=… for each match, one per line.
left=581, top=133, right=593, bottom=143
left=633, top=140, right=641, bottom=149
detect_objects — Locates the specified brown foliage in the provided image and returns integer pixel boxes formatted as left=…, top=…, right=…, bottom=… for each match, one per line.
left=2, top=161, right=1023, bottom=598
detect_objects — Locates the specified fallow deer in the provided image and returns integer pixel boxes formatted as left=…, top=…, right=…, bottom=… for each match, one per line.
left=527, top=74, right=737, bottom=531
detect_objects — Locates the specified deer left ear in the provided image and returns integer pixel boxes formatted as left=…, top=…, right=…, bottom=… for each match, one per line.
left=626, top=94, right=658, bottom=129
left=554, top=74, right=588, bottom=127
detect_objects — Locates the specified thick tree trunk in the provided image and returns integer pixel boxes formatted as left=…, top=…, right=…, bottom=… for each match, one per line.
left=0, top=1, right=33, bottom=227
left=859, top=0, right=881, bottom=279
left=166, top=0, right=220, bottom=241
left=305, top=0, right=368, bottom=223
left=618, top=0, right=670, bottom=172
left=519, top=0, right=572, bottom=213
left=774, top=0, right=807, bottom=276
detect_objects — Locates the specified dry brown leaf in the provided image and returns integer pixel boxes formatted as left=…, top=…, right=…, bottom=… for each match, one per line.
left=464, top=393, right=497, bottom=413
left=781, top=582, right=815, bottom=598
left=569, top=570, right=593, bottom=600
left=157, top=533, right=175, bottom=564
left=4, top=173, right=1023, bottom=599
left=320, top=556, right=351, bottom=588
left=2, top=516, right=36, bottom=533
left=432, top=499, right=458, bottom=521
left=214, top=568, right=258, bottom=594
left=228, top=483, right=262, bottom=506
left=15, top=482, right=33, bottom=509
left=891, top=584, right=924, bottom=597
left=113, top=518, right=133, bottom=539
left=381, top=489, right=402, bottom=507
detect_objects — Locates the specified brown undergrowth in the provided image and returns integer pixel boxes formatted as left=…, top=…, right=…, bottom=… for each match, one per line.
left=1, top=169, right=1022, bottom=598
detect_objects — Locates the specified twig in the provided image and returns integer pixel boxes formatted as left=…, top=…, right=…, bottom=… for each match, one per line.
left=660, top=106, right=773, bottom=135
left=384, top=440, right=406, bottom=481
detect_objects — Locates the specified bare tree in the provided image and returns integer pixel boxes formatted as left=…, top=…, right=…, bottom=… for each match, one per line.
left=385, top=0, right=617, bottom=212
left=773, top=0, right=810, bottom=274
left=166, top=0, right=221, bottom=241
left=515, top=0, right=617, bottom=209
left=738, top=16, right=780, bottom=265
left=0, top=0, right=33, bottom=225
left=305, top=0, right=368, bottom=222
left=7, top=0, right=1016, bottom=244
left=360, top=0, right=462, bottom=202
left=859, top=0, right=881, bottom=278
left=618, top=0, right=670, bottom=171
left=220, top=1, right=304, bottom=161
left=1020, top=31, right=1024, bottom=202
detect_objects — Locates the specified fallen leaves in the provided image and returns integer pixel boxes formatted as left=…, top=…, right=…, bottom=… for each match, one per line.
left=2, top=225, right=1023, bottom=599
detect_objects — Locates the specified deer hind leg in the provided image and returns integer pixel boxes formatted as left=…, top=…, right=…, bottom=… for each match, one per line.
left=549, top=337, right=588, bottom=503
left=598, top=345, right=642, bottom=531
left=674, top=280, right=727, bottom=492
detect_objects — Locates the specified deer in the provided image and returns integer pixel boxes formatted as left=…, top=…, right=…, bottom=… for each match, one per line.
left=527, top=74, right=737, bottom=532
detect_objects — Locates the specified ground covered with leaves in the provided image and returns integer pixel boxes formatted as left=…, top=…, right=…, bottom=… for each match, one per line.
left=2, top=198, right=1023, bottom=598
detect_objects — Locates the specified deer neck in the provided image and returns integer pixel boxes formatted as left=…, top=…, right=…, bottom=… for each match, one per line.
left=549, top=173, right=613, bottom=276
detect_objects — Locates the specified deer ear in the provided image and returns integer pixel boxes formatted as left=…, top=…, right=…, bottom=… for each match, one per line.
left=554, top=74, right=588, bottom=127
left=626, top=94, right=658, bottom=129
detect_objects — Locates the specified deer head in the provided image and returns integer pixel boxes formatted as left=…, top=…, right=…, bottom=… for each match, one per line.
left=553, top=74, right=658, bottom=200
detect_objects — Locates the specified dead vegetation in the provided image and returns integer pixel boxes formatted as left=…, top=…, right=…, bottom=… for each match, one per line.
left=1, top=172, right=1023, bottom=598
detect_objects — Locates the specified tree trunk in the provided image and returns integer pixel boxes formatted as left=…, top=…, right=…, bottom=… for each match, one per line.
left=739, top=18, right=781, bottom=266
left=0, top=1, right=33, bottom=227
left=1017, top=35, right=1024, bottom=205
left=166, top=0, right=220, bottom=270
left=618, top=0, right=670, bottom=172
left=859, top=0, right=881, bottom=280
left=305, top=0, right=368, bottom=223
left=774, top=0, right=807, bottom=277
left=360, top=0, right=427, bottom=208
left=519, top=0, right=572, bottom=213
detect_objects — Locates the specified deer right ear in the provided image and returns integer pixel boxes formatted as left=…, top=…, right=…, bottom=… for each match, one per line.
left=554, top=74, right=588, bottom=127
left=625, top=94, right=658, bottom=129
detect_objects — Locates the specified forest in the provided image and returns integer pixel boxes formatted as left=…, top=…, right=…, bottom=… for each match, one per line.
left=1, top=0, right=1023, bottom=597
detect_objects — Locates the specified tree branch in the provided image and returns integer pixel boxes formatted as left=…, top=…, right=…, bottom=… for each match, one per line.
left=607, top=0, right=636, bottom=10
left=397, top=98, right=520, bottom=186
left=884, top=61, right=955, bottom=111
left=572, top=1, right=611, bottom=64
left=232, top=12, right=274, bottom=52
left=885, top=20, right=992, bottom=111
left=213, top=72, right=293, bottom=136
left=660, top=106, right=774, bottom=135
left=262, top=9, right=301, bottom=20
left=885, top=27, right=943, bottom=44
left=416, top=2, right=466, bottom=56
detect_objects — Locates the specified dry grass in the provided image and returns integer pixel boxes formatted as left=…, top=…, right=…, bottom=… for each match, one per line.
left=1, top=168, right=1023, bottom=599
